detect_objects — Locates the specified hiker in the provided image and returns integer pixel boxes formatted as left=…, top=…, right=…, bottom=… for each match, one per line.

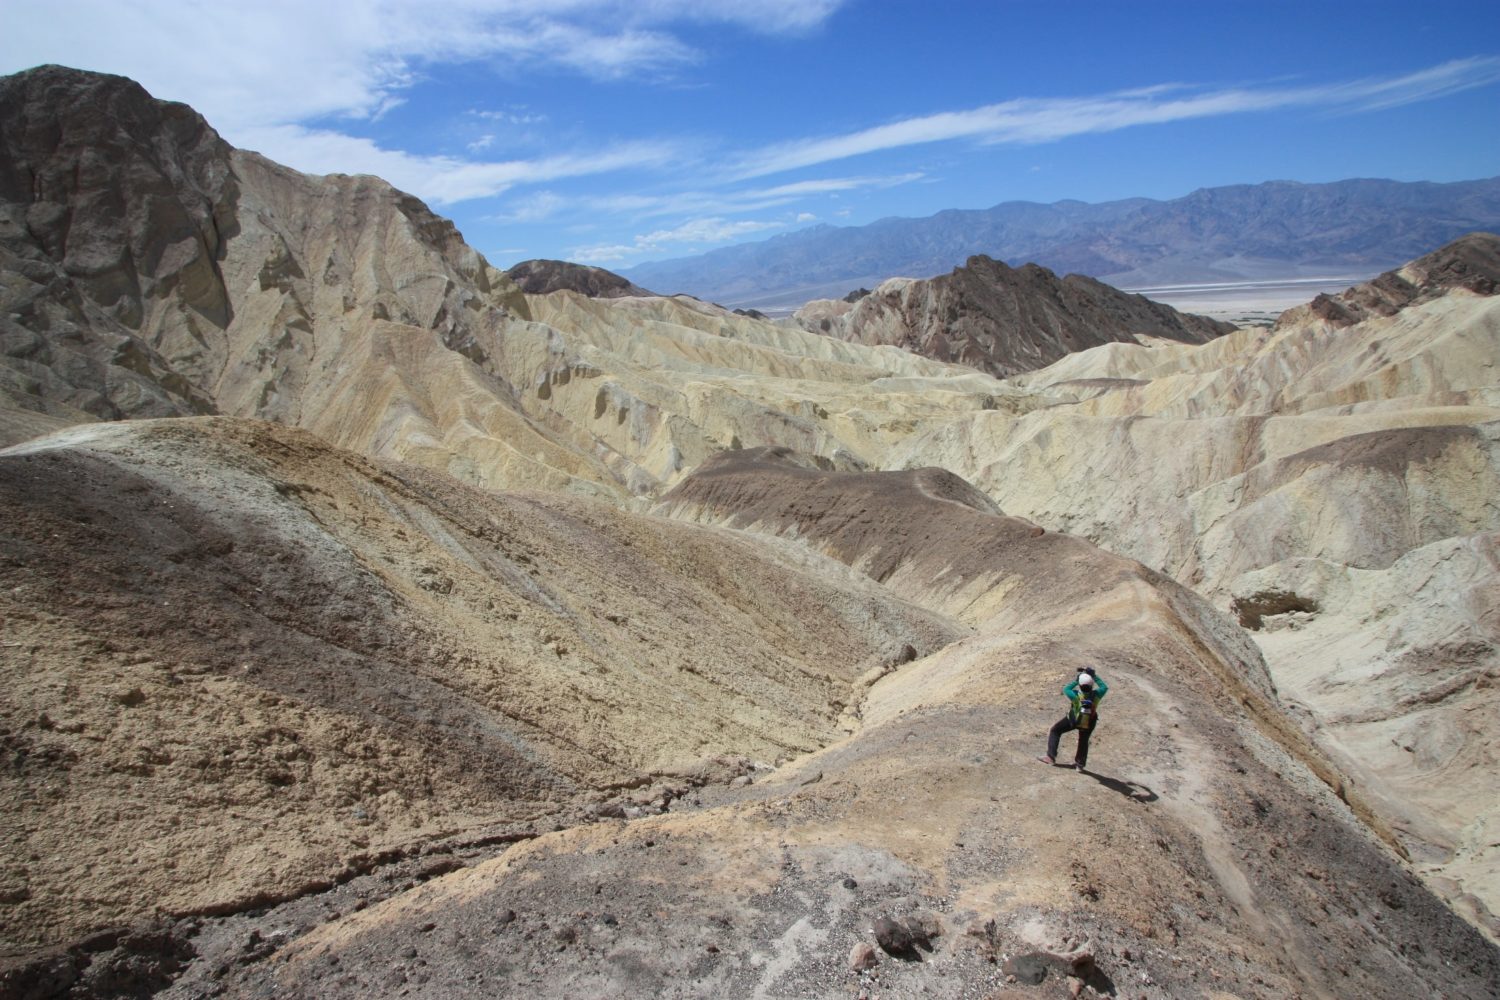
left=1039, top=667, right=1108, bottom=770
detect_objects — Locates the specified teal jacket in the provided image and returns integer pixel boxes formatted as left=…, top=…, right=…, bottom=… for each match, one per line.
left=1063, top=676, right=1108, bottom=726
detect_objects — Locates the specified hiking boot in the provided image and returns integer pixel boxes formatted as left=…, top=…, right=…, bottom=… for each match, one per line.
left=1072, top=762, right=1085, bottom=771
left=1037, top=755, right=1054, bottom=765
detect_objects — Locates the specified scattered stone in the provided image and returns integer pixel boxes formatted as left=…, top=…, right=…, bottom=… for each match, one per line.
left=873, top=916, right=913, bottom=957
left=849, top=941, right=880, bottom=972
left=1004, top=953, right=1049, bottom=985
left=908, top=911, right=942, bottom=948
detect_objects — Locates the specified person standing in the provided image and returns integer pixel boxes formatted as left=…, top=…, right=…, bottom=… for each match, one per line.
left=1039, top=667, right=1108, bottom=770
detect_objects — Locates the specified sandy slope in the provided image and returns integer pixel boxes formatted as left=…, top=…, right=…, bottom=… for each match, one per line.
left=0, top=418, right=957, bottom=953
left=187, top=449, right=1499, bottom=1000
left=885, top=291, right=1500, bottom=933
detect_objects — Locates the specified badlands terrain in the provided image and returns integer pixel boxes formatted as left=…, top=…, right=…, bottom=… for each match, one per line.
left=3, top=65, right=1500, bottom=999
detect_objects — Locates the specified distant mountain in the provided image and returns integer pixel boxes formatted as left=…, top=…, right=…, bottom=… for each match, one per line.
left=798, top=254, right=1234, bottom=378
left=621, top=177, right=1500, bottom=310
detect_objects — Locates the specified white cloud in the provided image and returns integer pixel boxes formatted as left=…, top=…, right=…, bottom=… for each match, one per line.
left=577, top=172, right=925, bottom=220
left=0, top=1, right=847, bottom=135
left=728, top=57, right=1500, bottom=179
left=235, top=125, right=679, bottom=204
left=494, top=191, right=568, bottom=223
left=573, top=216, right=783, bottom=262
left=467, top=134, right=497, bottom=153
left=796, top=212, right=816, bottom=222
left=470, top=107, right=549, bottom=126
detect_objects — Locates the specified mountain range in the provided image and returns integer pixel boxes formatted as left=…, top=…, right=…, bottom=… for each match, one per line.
left=622, top=176, right=1500, bottom=310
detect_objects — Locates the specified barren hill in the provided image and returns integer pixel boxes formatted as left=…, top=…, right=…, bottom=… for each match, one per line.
left=504, top=259, right=656, bottom=299
left=796, top=254, right=1233, bottom=378
left=7, top=422, right=1499, bottom=999
left=0, top=417, right=956, bottom=954
left=1283, top=230, right=1500, bottom=328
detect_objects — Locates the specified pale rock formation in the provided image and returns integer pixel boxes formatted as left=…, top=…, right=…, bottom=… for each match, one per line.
left=1232, top=534, right=1500, bottom=937
left=892, top=265, right=1500, bottom=928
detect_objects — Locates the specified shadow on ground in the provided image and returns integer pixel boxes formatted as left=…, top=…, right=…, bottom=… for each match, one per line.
left=1079, top=770, right=1157, bottom=803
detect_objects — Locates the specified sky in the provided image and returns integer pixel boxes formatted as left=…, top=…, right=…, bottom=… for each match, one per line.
left=4, top=1, right=1499, bottom=271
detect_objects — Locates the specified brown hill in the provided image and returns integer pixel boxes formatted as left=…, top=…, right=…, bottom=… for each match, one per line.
left=794, top=254, right=1234, bottom=377
left=1283, top=231, right=1500, bottom=328
left=505, top=259, right=656, bottom=298
left=0, top=417, right=956, bottom=960
left=186, top=446, right=1498, bottom=999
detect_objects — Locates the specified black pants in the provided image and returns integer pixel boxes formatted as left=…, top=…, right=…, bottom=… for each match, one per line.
left=1047, top=715, right=1096, bottom=767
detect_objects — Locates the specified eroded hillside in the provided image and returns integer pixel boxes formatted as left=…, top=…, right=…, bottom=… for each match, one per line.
left=0, top=418, right=963, bottom=954
left=8, top=428, right=1497, bottom=999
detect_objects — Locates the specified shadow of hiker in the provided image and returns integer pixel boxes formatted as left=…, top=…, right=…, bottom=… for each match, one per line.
left=1079, top=770, right=1157, bottom=803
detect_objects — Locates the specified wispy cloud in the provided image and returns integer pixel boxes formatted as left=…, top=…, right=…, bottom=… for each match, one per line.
left=728, top=57, right=1500, bottom=179
left=470, top=107, right=549, bottom=126
left=235, top=125, right=680, bottom=205
left=573, top=217, right=785, bottom=262
left=0, top=1, right=848, bottom=133
left=576, top=172, right=925, bottom=220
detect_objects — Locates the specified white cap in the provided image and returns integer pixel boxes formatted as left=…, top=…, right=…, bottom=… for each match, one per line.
left=1077, top=672, right=1095, bottom=689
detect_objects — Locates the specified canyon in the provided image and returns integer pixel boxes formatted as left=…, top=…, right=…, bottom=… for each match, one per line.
left=3, top=65, right=1499, bottom=999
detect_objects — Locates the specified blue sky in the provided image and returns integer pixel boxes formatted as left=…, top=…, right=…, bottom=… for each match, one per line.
left=5, top=1, right=1499, bottom=270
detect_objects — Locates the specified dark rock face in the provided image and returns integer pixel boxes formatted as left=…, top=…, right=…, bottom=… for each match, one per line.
left=505, top=259, right=655, bottom=299
left=0, top=65, right=231, bottom=423
left=825, top=254, right=1233, bottom=378
left=1290, top=231, right=1500, bottom=328
left=0, top=64, right=534, bottom=447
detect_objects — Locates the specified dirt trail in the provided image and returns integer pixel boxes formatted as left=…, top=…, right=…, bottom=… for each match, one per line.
left=1126, top=668, right=1332, bottom=997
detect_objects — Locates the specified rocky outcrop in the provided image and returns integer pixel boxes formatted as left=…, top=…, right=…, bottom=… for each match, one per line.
left=0, top=65, right=605, bottom=494
left=1283, top=231, right=1500, bottom=328
left=0, top=65, right=228, bottom=430
left=798, top=254, right=1234, bottom=377
left=505, top=258, right=655, bottom=298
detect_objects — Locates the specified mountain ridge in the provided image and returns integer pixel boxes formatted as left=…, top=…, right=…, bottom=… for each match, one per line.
left=621, top=175, right=1500, bottom=310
